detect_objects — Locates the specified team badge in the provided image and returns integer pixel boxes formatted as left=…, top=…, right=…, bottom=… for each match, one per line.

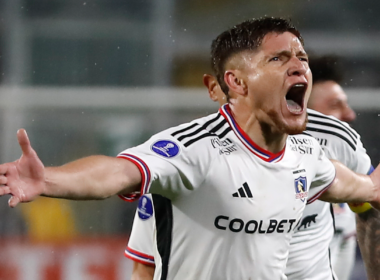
left=294, top=176, right=308, bottom=202
left=151, top=140, right=179, bottom=158
left=138, top=195, right=153, bottom=220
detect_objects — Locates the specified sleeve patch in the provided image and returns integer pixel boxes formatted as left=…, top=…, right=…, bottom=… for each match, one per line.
left=151, top=140, right=180, bottom=158
left=137, top=195, right=154, bottom=220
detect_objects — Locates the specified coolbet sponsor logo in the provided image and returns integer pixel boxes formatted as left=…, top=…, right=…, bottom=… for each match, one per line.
left=214, top=216, right=297, bottom=234
left=151, top=140, right=180, bottom=158
left=297, top=214, right=318, bottom=230
left=211, top=137, right=237, bottom=155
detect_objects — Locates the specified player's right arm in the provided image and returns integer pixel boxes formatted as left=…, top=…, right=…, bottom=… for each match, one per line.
left=0, top=129, right=141, bottom=207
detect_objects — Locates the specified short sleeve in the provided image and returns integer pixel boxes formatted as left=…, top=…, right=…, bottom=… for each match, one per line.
left=125, top=194, right=155, bottom=266
left=349, top=135, right=372, bottom=175
left=306, top=109, right=372, bottom=176
left=117, top=127, right=215, bottom=202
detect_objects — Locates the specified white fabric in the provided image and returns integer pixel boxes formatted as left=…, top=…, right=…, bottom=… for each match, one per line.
left=285, top=109, right=371, bottom=280
left=121, top=105, right=336, bottom=280
left=330, top=228, right=357, bottom=280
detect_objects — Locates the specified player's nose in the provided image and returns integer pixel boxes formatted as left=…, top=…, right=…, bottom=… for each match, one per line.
left=342, top=106, right=356, bottom=123
left=287, top=57, right=308, bottom=76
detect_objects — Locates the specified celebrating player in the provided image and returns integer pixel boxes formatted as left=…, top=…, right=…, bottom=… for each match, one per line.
left=126, top=69, right=372, bottom=280
left=1, top=17, right=380, bottom=279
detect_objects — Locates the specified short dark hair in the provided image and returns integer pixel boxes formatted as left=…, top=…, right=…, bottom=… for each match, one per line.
left=211, top=17, right=303, bottom=95
left=309, top=55, right=343, bottom=84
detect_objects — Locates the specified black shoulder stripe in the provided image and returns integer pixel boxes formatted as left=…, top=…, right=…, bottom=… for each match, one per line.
left=302, top=132, right=312, bottom=137
left=305, top=127, right=356, bottom=151
left=178, top=126, right=207, bottom=141
left=183, top=132, right=215, bottom=147
left=183, top=127, right=232, bottom=147
left=177, top=118, right=225, bottom=142
left=209, top=119, right=227, bottom=133
left=218, top=127, right=232, bottom=139
left=175, top=114, right=224, bottom=141
left=203, top=112, right=223, bottom=127
left=307, top=119, right=357, bottom=145
left=171, top=123, right=198, bottom=137
left=171, top=113, right=222, bottom=140
left=307, top=112, right=357, bottom=140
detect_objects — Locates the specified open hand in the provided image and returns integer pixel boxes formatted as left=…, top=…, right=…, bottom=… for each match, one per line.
left=0, top=129, right=46, bottom=207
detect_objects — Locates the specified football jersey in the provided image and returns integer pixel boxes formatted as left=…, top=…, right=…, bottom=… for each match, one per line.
left=285, top=109, right=371, bottom=280
left=119, top=104, right=335, bottom=280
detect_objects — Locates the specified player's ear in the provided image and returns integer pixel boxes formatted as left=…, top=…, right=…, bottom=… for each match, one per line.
left=224, top=70, right=247, bottom=96
left=203, top=74, right=219, bottom=102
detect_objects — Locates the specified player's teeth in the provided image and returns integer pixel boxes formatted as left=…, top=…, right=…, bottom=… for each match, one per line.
left=286, top=100, right=302, bottom=113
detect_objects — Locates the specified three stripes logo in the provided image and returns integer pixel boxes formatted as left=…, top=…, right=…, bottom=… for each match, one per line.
left=232, top=182, right=253, bottom=198
left=171, top=113, right=232, bottom=147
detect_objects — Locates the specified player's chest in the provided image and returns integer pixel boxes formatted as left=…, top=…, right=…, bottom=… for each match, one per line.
left=205, top=150, right=314, bottom=216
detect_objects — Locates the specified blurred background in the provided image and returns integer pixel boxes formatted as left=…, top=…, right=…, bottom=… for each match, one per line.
left=0, top=0, right=379, bottom=279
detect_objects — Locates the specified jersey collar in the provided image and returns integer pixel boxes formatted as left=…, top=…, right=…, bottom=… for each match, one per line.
left=219, top=104, right=285, bottom=163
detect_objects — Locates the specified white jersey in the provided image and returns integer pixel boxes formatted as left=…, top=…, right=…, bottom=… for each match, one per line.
left=285, top=109, right=371, bottom=280
left=120, top=104, right=335, bottom=280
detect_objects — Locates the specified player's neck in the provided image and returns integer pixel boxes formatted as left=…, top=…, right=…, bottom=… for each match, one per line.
left=229, top=102, right=287, bottom=154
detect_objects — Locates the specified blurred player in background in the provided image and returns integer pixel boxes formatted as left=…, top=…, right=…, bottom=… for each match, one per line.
left=307, top=55, right=358, bottom=280
left=1, top=17, right=380, bottom=280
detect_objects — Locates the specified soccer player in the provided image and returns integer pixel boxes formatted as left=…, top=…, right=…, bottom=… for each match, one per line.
left=1, top=17, right=380, bottom=279
left=307, top=55, right=359, bottom=280
left=126, top=71, right=372, bottom=280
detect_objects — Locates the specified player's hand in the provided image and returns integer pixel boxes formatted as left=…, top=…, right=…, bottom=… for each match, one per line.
left=0, top=129, right=46, bottom=207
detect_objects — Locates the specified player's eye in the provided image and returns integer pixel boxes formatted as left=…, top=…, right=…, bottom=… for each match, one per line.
left=269, top=57, right=279, bottom=62
left=299, top=57, right=309, bottom=63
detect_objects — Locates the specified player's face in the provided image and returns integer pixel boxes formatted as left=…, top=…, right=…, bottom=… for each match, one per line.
left=309, top=81, right=356, bottom=123
left=203, top=74, right=227, bottom=106
left=240, top=32, right=311, bottom=135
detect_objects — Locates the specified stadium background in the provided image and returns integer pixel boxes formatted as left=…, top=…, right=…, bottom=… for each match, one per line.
left=0, top=0, right=379, bottom=279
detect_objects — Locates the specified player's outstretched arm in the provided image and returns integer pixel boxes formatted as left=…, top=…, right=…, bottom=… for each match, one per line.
left=319, top=160, right=380, bottom=209
left=0, top=129, right=141, bottom=207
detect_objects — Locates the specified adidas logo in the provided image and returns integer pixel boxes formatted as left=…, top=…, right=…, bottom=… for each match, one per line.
left=232, top=182, right=253, bottom=198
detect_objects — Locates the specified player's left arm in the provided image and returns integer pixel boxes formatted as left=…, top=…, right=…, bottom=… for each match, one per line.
left=352, top=165, right=380, bottom=280
left=319, top=160, right=380, bottom=209
left=131, top=262, right=155, bottom=280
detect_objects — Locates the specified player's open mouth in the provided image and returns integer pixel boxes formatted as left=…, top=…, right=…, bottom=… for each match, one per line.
left=286, top=83, right=306, bottom=114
